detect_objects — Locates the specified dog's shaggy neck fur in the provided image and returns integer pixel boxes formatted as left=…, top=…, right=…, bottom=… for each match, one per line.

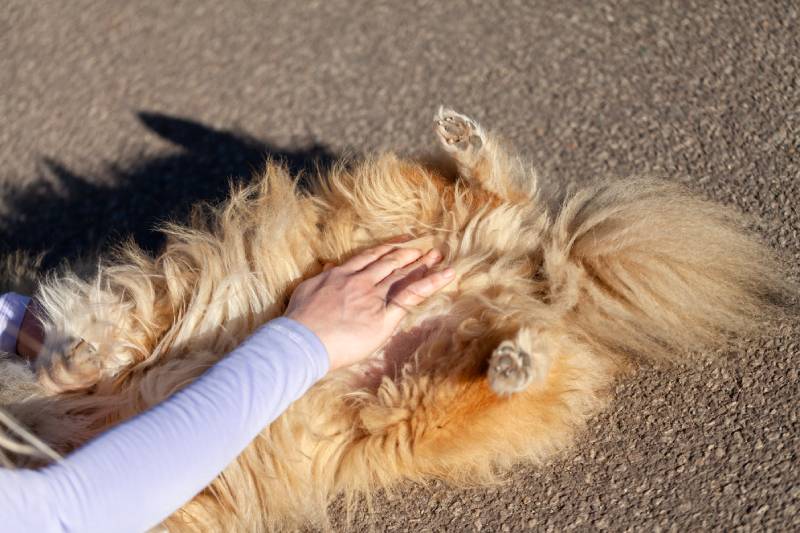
left=1, top=109, right=791, bottom=530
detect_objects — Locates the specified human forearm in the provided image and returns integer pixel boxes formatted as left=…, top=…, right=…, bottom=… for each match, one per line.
left=0, top=317, right=328, bottom=533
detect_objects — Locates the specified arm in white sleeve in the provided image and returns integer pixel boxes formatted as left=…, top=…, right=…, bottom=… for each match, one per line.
left=0, top=292, right=31, bottom=354
left=0, top=317, right=330, bottom=533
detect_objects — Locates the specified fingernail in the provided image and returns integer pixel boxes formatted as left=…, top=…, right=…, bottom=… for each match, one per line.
left=427, top=249, right=442, bottom=261
left=442, top=267, right=455, bottom=278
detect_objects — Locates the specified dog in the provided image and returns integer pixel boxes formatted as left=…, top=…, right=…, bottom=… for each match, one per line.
left=0, top=108, right=791, bottom=530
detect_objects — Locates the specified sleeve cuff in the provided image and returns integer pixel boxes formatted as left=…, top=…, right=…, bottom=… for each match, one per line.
left=261, top=317, right=330, bottom=379
left=0, top=292, right=31, bottom=354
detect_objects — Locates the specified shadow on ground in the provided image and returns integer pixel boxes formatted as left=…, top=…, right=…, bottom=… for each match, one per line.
left=0, top=112, right=335, bottom=271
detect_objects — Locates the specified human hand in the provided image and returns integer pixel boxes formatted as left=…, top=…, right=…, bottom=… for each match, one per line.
left=285, top=243, right=455, bottom=371
left=17, top=299, right=44, bottom=363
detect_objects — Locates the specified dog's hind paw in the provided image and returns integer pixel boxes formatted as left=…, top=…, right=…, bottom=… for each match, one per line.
left=434, top=107, right=485, bottom=157
left=488, top=340, right=537, bottom=396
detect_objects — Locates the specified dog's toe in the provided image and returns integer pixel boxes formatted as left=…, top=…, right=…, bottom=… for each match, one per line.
left=434, top=107, right=484, bottom=153
left=487, top=340, right=535, bottom=396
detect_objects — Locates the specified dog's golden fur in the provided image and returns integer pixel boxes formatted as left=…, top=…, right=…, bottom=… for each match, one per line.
left=0, top=109, right=791, bottom=530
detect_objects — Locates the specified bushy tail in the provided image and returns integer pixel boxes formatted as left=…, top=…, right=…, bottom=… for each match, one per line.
left=544, top=178, right=795, bottom=364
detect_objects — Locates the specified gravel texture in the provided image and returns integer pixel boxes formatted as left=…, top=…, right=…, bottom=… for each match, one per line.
left=2, top=1, right=799, bottom=530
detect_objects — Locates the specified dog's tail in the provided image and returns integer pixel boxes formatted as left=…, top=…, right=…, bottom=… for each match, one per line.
left=543, top=178, right=795, bottom=364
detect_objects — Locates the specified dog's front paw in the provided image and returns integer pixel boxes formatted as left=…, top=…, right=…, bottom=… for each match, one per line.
left=434, top=107, right=485, bottom=157
left=487, top=340, right=540, bottom=396
left=37, top=334, right=103, bottom=393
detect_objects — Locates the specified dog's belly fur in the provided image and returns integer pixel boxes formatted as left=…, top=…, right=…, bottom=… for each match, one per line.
left=2, top=110, right=790, bottom=531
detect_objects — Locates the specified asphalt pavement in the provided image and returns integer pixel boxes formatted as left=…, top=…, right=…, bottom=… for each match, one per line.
left=2, top=1, right=798, bottom=530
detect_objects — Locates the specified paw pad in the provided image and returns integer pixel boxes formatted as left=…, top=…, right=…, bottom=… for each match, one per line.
left=488, top=340, right=533, bottom=396
left=434, top=107, right=484, bottom=153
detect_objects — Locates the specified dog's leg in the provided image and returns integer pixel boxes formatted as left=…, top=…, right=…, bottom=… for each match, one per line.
left=487, top=328, right=553, bottom=396
left=434, top=107, right=530, bottom=200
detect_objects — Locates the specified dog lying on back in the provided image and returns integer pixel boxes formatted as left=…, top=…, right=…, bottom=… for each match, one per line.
left=1, top=109, right=790, bottom=530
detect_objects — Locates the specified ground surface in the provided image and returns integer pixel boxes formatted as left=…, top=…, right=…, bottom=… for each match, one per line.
left=2, top=0, right=799, bottom=530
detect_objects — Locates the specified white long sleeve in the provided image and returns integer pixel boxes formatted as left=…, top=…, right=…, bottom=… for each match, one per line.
left=0, top=317, right=329, bottom=532
left=0, top=293, right=31, bottom=354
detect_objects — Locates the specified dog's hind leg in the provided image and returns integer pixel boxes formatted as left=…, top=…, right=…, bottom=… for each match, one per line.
left=434, top=107, right=532, bottom=200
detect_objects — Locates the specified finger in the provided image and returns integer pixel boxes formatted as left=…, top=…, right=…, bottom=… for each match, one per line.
left=376, top=248, right=443, bottom=292
left=385, top=267, right=456, bottom=322
left=359, top=247, right=425, bottom=284
left=382, top=264, right=429, bottom=304
left=322, top=262, right=336, bottom=272
left=385, top=234, right=414, bottom=244
left=339, top=244, right=398, bottom=273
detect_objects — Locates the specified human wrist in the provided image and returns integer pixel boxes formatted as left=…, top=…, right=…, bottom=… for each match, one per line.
left=17, top=300, right=45, bottom=362
left=269, top=317, right=331, bottom=377
left=282, top=313, right=335, bottom=370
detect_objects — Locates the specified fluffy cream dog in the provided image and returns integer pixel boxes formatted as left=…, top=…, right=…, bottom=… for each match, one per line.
left=1, top=109, right=791, bottom=530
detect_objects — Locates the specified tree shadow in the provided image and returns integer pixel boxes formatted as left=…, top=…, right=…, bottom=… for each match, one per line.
left=0, top=112, right=336, bottom=271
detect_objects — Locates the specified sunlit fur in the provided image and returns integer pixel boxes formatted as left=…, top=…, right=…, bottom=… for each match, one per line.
left=1, top=113, right=791, bottom=531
